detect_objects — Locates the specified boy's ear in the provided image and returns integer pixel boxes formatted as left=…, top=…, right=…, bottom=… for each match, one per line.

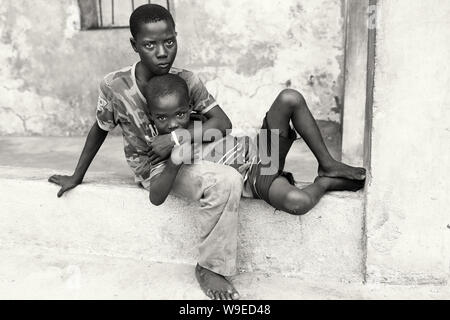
left=130, top=37, right=138, bottom=53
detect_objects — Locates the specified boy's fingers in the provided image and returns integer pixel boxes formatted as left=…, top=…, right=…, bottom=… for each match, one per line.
left=149, top=154, right=158, bottom=163
left=151, top=157, right=162, bottom=165
left=57, top=186, right=67, bottom=198
left=57, top=184, right=76, bottom=198
left=48, top=175, right=60, bottom=185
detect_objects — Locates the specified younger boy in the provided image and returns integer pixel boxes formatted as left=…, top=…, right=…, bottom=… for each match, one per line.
left=145, top=74, right=365, bottom=299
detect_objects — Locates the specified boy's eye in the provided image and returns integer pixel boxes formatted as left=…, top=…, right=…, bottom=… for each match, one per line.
left=176, top=112, right=186, bottom=118
left=156, top=116, right=167, bottom=121
left=165, top=39, right=175, bottom=46
left=144, top=43, right=155, bottom=49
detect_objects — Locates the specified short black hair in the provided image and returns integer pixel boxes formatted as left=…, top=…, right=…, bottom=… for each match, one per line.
left=129, top=4, right=175, bottom=38
left=145, top=74, right=189, bottom=111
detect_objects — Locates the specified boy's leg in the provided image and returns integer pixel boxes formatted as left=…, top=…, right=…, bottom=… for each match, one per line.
left=266, top=89, right=366, bottom=180
left=268, top=175, right=364, bottom=215
left=170, top=162, right=243, bottom=300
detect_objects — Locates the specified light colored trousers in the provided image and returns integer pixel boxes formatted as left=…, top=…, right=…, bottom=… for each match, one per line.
left=142, top=160, right=243, bottom=276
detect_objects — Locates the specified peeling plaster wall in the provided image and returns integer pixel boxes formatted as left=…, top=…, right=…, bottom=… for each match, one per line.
left=174, top=0, right=345, bottom=138
left=1, top=0, right=345, bottom=142
left=0, top=0, right=136, bottom=136
left=365, top=0, right=450, bottom=284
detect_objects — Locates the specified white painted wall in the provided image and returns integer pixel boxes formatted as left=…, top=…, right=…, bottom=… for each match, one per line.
left=365, top=0, right=450, bottom=284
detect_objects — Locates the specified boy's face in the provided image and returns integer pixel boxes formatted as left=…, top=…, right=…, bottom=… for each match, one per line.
left=131, top=20, right=177, bottom=76
left=149, top=92, right=191, bottom=134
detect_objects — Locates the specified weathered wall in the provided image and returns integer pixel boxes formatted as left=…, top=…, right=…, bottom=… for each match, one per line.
left=174, top=0, right=345, bottom=139
left=365, top=0, right=450, bottom=284
left=0, top=0, right=135, bottom=136
left=0, top=0, right=345, bottom=142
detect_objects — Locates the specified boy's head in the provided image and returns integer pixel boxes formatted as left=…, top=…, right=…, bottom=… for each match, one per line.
left=129, top=4, right=177, bottom=76
left=145, top=74, right=192, bottom=134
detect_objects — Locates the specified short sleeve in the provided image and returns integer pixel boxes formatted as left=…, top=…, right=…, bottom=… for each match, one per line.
left=149, top=161, right=167, bottom=180
left=186, top=72, right=218, bottom=115
left=96, top=79, right=118, bottom=131
left=140, top=160, right=167, bottom=190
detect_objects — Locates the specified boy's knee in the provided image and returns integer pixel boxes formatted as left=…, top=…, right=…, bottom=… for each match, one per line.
left=278, top=89, right=306, bottom=111
left=220, top=166, right=244, bottom=190
left=284, top=190, right=313, bottom=215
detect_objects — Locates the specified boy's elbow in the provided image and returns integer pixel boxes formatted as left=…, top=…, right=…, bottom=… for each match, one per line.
left=149, top=193, right=164, bottom=206
left=225, top=118, right=232, bottom=131
left=150, top=199, right=164, bottom=206
left=220, top=117, right=232, bottom=135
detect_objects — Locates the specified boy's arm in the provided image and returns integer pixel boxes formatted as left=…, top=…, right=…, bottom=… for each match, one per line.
left=149, top=159, right=182, bottom=206
left=148, top=106, right=231, bottom=165
left=48, top=121, right=108, bottom=197
left=185, top=105, right=232, bottom=142
left=149, top=143, right=200, bottom=205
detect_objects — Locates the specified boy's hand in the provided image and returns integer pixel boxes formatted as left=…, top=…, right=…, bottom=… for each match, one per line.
left=48, top=174, right=83, bottom=197
left=148, top=134, right=174, bottom=164
left=171, top=143, right=201, bottom=165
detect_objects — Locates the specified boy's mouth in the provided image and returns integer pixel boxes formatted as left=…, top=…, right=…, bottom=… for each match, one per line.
left=158, top=63, right=170, bottom=69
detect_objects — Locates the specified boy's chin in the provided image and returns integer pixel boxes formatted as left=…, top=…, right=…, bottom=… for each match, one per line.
left=152, top=66, right=173, bottom=75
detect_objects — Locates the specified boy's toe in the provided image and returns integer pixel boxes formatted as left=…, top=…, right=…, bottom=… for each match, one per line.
left=358, top=168, right=366, bottom=179
left=206, top=289, right=214, bottom=300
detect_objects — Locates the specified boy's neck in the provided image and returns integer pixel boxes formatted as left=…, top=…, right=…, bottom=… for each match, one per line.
left=135, top=61, right=155, bottom=84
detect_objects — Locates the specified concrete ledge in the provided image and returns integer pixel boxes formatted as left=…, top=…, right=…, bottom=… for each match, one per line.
left=0, top=166, right=365, bottom=282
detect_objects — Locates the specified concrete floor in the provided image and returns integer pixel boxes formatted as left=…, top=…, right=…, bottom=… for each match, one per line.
left=0, top=136, right=320, bottom=183
left=0, top=247, right=448, bottom=300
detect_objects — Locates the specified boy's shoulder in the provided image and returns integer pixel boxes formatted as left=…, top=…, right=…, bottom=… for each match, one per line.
left=169, top=67, right=202, bottom=86
left=101, top=65, right=134, bottom=88
left=169, top=66, right=194, bottom=79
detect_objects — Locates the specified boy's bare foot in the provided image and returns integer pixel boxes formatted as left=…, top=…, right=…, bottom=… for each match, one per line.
left=315, top=176, right=365, bottom=192
left=318, top=160, right=366, bottom=181
left=195, top=264, right=240, bottom=300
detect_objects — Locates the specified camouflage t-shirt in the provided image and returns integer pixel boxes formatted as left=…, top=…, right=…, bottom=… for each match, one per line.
left=96, top=62, right=218, bottom=183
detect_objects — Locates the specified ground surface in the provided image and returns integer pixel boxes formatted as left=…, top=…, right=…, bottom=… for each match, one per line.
left=0, top=248, right=448, bottom=300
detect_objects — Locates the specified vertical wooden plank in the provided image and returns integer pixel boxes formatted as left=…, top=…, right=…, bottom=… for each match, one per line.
left=98, top=0, right=103, bottom=27
left=111, top=0, right=114, bottom=25
left=341, top=0, right=370, bottom=167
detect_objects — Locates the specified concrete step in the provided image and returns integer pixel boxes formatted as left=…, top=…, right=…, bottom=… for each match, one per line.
left=1, top=165, right=365, bottom=282
left=1, top=247, right=448, bottom=300
left=0, top=136, right=321, bottom=184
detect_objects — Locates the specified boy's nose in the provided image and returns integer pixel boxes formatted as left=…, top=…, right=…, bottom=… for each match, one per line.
left=156, top=44, right=168, bottom=58
left=168, top=120, right=179, bottom=131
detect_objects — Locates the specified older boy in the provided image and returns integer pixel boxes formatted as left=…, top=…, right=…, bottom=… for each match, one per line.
left=48, top=4, right=243, bottom=300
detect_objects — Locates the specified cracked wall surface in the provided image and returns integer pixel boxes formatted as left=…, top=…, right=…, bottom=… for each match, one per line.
left=1, top=0, right=345, bottom=144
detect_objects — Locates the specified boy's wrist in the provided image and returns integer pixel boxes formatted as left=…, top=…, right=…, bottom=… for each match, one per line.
left=71, top=173, right=84, bottom=183
left=167, top=157, right=183, bottom=170
left=170, top=131, right=181, bottom=146
left=173, top=128, right=191, bottom=145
